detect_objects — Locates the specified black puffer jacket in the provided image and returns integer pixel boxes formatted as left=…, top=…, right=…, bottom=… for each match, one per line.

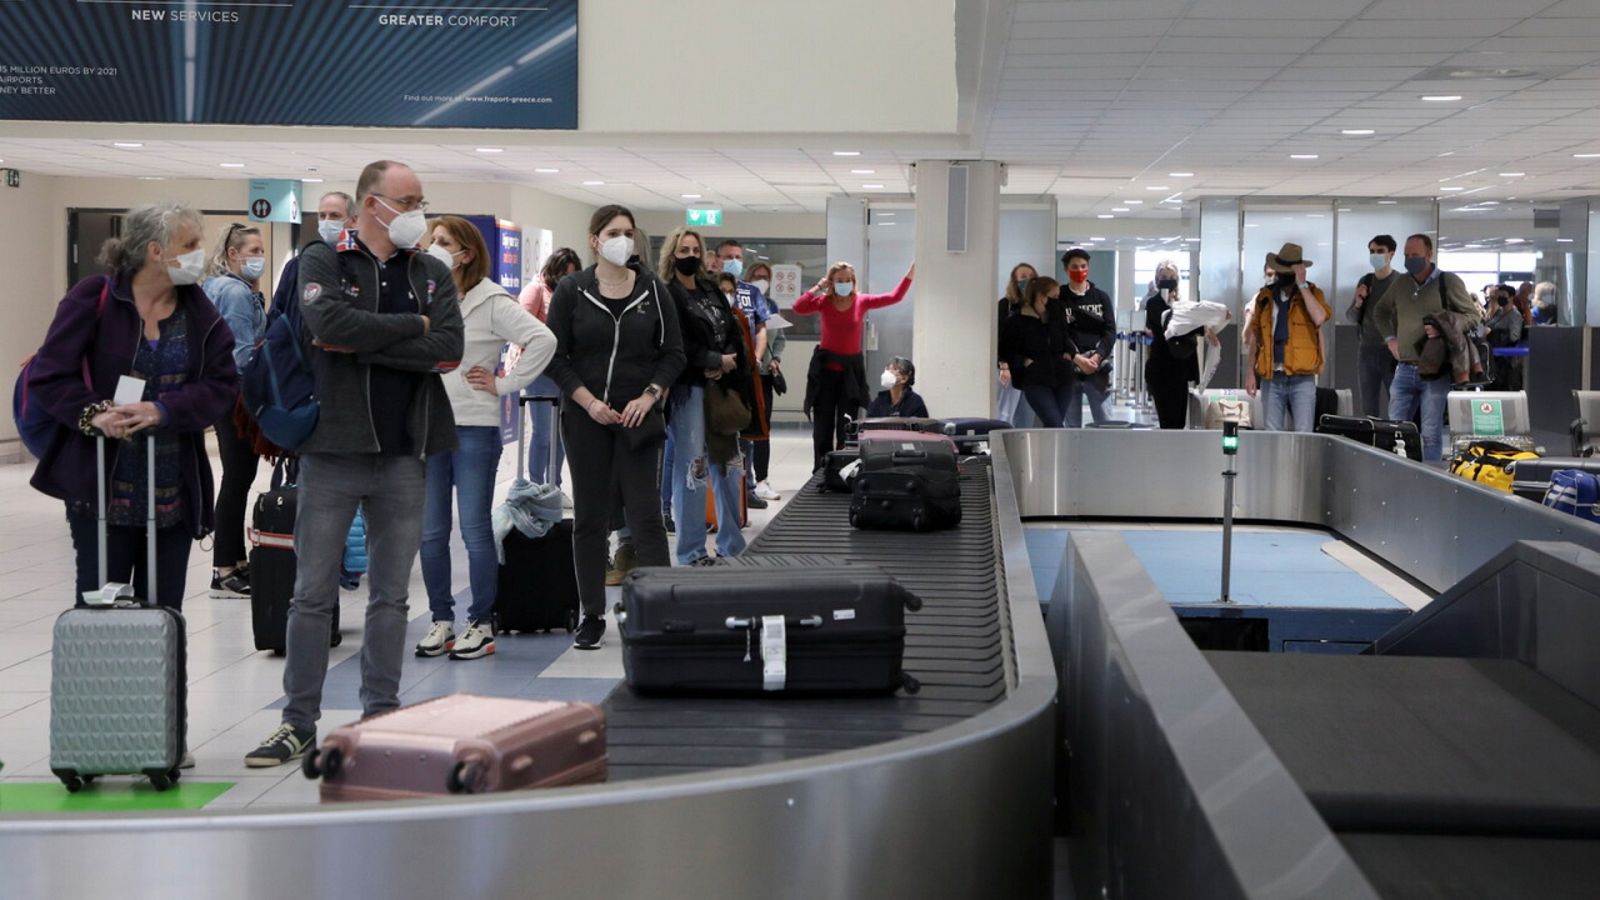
left=999, top=301, right=1073, bottom=389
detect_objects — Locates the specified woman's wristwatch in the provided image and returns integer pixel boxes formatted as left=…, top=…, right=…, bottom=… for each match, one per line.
left=644, top=384, right=662, bottom=398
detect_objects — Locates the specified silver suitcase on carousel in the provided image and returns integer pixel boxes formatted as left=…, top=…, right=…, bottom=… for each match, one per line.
left=50, top=435, right=187, bottom=792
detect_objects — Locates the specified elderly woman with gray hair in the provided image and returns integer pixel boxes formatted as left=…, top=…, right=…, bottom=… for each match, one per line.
left=29, top=202, right=239, bottom=610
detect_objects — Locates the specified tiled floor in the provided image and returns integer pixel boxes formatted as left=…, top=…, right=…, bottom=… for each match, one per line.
left=0, top=423, right=821, bottom=808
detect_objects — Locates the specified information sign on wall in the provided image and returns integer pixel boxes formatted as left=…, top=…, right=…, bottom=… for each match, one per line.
left=0, top=1, right=578, bottom=129
left=767, top=264, right=804, bottom=304
left=247, top=179, right=302, bottom=224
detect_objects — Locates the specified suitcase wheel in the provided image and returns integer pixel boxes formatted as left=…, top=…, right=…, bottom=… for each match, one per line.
left=900, top=672, right=922, bottom=695
left=330, top=629, right=343, bottom=648
left=566, top=609, right=579, bottom=634
left=911, top=512, right=924, bottom=531
left=59, top=773, right=84, bottom=793
left=301, top=745, right=342, bottom=781
left=147, top=772, right=174, bottom=792
left=271, top=648, right=286, bottom=658
left=447, top=760, right=483, bottom=795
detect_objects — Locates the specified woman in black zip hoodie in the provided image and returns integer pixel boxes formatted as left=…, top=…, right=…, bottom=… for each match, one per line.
left=543, top=205, right=685, bottom=649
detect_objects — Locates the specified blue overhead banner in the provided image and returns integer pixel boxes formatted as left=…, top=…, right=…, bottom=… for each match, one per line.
left=0, top=1, right=578, bottom=129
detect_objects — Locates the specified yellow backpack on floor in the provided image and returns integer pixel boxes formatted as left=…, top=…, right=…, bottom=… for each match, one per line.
left=1448, top=440, right=1539, bottom=493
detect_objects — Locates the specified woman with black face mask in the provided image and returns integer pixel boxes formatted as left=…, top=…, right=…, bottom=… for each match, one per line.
left=1143, top=261, right=1201, bottom=429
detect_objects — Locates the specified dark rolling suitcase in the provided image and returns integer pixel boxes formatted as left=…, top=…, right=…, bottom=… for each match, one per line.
left=50, top=435, right=186, bottom=793
left=249, top=459, right=340, bottom=655
left=1509, top=457, right=1600, bottom=503
left=939, top=416, right=1012, bottom=453
left=495, top=396, right=581, bottom=635
left=1317, top=414, right=1423, bottom=461
left=849, top=431, right=963, bottom=532
left=305, top=694, right=606, bottom=802
left=821, top=447, right=861, bottom=493
left=845, top=415, right=942, bottom=445
left=617, top=566, right=922, bottom=695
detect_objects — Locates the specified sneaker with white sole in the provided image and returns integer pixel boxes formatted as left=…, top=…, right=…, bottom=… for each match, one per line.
left=243, top=722, right=315, bottom=768
left=754, top=481, right=781, bottom=501
left=209, top=570, right=251, bottom=599
left=449, top=620, right=496, bottom=660
left=573, top=615, right=606, bottom=650
left=414, top=621, right=455, bottom=658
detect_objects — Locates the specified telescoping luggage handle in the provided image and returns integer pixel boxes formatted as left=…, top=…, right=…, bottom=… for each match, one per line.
left=515, top=394, right=562, bottom=482
left=86, top=433, right=158, bottom=608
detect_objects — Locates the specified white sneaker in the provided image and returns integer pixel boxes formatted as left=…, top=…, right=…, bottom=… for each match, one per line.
left=414, top=621, right=455, bottom=658
left=449, top=620, right=497, bottom=660
left=754, top=481, right=781, bottom=501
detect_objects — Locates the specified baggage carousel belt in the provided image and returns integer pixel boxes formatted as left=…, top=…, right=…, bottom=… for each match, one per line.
left=604, top=461, right=1009, bottom=780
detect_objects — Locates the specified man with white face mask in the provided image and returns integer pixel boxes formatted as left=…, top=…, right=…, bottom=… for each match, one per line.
left=246, top=160, right=464, bottom=768
left=714, top=240, right=772, bottom=508
left=271, top=190, right=357, bottom=324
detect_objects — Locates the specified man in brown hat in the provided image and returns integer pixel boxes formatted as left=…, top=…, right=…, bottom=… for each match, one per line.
left=1243, top=242, right=1331, bottom=431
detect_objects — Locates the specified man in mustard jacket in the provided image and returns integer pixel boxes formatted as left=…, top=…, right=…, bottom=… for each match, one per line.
left=1243, top=242, right=1332, bottom=432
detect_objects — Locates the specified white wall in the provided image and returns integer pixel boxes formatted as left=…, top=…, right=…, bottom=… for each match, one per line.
left=631, top=210, right=825, bottom=244
left=0, top=174, right=598, bottom=446
left=0, top=173, right=67, bottom=443
left=580, top=0, right=957, bottom=134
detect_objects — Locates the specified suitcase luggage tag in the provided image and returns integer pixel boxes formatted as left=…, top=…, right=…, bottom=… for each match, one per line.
left=724, top=614, right=825, bottom=691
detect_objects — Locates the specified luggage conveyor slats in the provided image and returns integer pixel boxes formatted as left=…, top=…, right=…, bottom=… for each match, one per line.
left=603, top=460, right=1009, bottom=781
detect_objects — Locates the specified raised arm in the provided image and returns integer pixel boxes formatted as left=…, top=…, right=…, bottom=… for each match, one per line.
left=861, top=275, right=913, bottom=311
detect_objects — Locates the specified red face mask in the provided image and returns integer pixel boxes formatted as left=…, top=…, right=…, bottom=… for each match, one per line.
left=1068, top=270, right=1089, bottom=285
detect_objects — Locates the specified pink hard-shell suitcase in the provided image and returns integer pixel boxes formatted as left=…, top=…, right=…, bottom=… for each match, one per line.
left=304, top=694, right=606, bottom=802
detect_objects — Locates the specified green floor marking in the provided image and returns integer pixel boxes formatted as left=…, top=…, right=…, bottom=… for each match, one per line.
left=0, top=780, right=234, bottom=813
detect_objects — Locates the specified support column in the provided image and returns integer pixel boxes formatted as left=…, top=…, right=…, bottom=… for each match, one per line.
left=911, top=159, right=1002, bottom=417
left=1198, top=199, right=1243, bottom=389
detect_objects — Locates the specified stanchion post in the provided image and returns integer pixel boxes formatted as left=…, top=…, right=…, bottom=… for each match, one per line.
left=1219, top=418, right=1238, bottom=604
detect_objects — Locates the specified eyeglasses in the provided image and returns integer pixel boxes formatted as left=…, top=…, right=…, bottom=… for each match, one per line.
left=372, top=193, right=428, bottom=212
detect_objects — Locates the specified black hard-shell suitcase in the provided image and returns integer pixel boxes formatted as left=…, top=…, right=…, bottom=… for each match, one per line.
left=939, top=416, right=1012, bottom=453
left=50, top=435, right=186, bottom=793
left=616, top=566, right=922, bottom=695
left=1509, top=457, right=1600, bottom=503
left=1317, top=414, right=1423, bottom=461
left=249, top=460, right=341, bottom=655
left=845, top=416, right=942, bottom=445
left=495, top=396, right=580, bottom=634
left=850, top=432, right=962, bottom=532
left=821, top=447, right=861, bottom=493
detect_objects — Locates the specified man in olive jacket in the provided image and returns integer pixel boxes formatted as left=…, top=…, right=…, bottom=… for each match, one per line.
left=1373, top=233, right=1481, bottom=461
left=246, top=160, right=464, bottom=768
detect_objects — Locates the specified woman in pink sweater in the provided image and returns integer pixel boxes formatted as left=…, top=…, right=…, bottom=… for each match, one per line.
left=792, top=260, right=914, bottom=469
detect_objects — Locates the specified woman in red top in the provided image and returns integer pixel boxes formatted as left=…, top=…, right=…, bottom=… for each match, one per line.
left=792, top=260, right=914, bottom=469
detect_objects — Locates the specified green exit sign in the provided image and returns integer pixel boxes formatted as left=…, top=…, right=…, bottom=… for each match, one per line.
left=686, top=207, right=723, bottom=227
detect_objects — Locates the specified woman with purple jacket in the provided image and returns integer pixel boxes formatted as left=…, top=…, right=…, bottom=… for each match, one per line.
left=30, top=202, right=239, bottom=610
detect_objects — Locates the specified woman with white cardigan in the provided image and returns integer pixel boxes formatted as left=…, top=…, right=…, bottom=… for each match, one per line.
left=415, top=216, right=556, bottom=661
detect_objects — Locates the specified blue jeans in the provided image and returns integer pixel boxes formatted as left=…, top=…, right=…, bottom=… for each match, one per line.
left=283, top=452, right=426, bottom=729
left=1064, top=375, right=1111, bottom=428
left=1388, top=363, right=1451, bottom=461
left=660, top=423, right=674, bottom=516
left=420, top=426, right=504, bottom=624
left=1260, top=373, right=1318, bottom=432
left=523, top=376, right=564, bottom=486
left=669, top=386, right=746, bottom=564
left=1020, top=382, right=1072, bottom=428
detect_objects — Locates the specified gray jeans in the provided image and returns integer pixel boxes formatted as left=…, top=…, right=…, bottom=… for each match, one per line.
left=282, top=452, right=426, bottom=731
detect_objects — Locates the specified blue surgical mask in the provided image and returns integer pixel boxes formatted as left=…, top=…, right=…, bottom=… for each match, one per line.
left=834, top=281, right=855, bottom=297
left=318, top=219, right=344, bottom=245
left=1404, top=256, right=1429, bottom=277
left=1016, top=277, right=1030, bottom=296
left=240, top=257, right=265, bottom=281
left=1370, top=253, right=1389, bottom=272
left=722, top=258, right=743, bottom=279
